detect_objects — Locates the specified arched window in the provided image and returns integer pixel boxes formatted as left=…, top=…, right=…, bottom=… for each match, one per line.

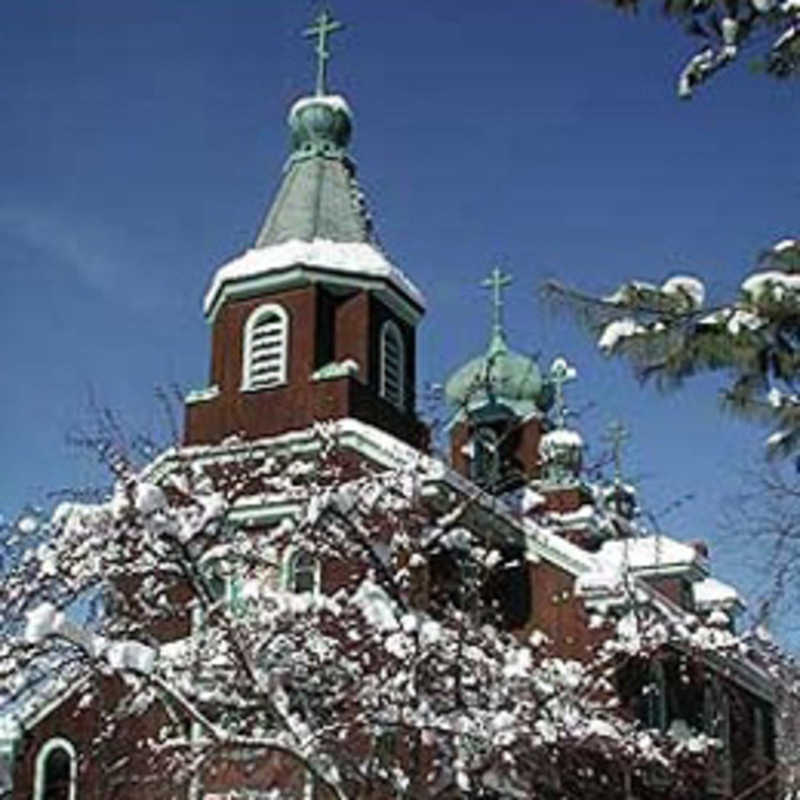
left=379, top=320, right=405, bottom=410
left=34, top=737, right=76, bottom=800
left=471, top=425, right=501, bottom=489
left=284, top=549, right=319, bottom=594
left=242, top=303, right=289, bottom=391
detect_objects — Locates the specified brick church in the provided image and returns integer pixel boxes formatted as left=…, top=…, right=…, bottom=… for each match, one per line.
left=0, top=11, right=778, bottom=800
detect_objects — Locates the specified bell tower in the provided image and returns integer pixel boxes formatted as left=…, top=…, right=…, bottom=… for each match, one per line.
left=184, top=11, right=426, bottom=447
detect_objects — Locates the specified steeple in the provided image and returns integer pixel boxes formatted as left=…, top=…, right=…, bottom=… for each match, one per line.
left=254, top=10, right=376, bottom=249
left=444, top=267, right=553, bottom=492
left=203, top=10, right=423, bottom=322
left=254, top=95, right=373, bottom=247
left=444, top=268, right=551, bottom=422
left=185, top=12, right=426, bottom=449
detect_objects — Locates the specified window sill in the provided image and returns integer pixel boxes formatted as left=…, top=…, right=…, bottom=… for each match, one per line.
left=240, top=381, right=288, bottom=393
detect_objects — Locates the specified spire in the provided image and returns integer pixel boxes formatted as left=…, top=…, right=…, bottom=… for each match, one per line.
left=254, top=9, right=377, bottom=249
left=204, top=9, right=425, bottom=321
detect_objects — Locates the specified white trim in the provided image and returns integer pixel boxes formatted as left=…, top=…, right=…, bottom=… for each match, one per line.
left=34, top=736, right=76, bottom=800
left=204, top=265, right=424, bottom=326
left=203, top=240, right=426, bottom=320
left=379, top=320, right=405, bottom=410
left=241, top=303, right=289, bottom=391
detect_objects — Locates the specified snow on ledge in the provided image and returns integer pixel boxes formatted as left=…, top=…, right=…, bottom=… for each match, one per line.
left=593, top=536, right=705, bottom=574
left=692, top=576, right=743, bottom=611
left=204, top=239, right=426, bottom=316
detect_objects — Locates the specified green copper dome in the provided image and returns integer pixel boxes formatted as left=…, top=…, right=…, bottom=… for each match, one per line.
left=445, top=330, right=553, bottom=421
left=288, top=95, right=352, bottom=161
left=445, top=268, right=553, bottom=422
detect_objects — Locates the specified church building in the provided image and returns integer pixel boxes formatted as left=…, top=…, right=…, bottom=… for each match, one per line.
left=0, top=11, right=778, bottom=800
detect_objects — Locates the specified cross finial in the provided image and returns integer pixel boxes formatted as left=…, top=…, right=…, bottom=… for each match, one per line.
left=303, top=7, right=344, bottom=96
left=604, top=420, right=629, bottom=482
left=481, top=266, right=513, bottom=341
left=549, top=357, right=577, bottom=428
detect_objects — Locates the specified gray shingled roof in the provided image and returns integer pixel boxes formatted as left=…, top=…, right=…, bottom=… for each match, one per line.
left=254, top=156, right=375, bottom=248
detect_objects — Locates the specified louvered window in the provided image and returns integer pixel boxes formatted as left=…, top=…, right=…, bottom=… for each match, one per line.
left=380, top=321, right=404, bottom=410
left=242, top=304, right=288, bottom=390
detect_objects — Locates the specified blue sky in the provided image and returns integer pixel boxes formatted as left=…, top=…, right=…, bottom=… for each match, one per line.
left=2, top=2, right=798, bottom=633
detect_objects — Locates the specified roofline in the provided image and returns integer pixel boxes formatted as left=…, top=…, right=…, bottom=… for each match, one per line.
left=143, top=419, right=772, bottom=702
left=9, top=673, right=91, bottom=732
left=145, top=419, right=595, bottom=577
left=204, top=259, right=425, bottom=326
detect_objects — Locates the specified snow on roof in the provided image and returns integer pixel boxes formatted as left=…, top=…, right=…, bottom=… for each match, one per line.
left=144, top=418, right=739, bottom=617
left=1, top=664, right=90, bottom=731
left=692, top=576, right=744, bottom=611
left=289, top=93, right=352, bottom=120
left=203, top=239, right=426, bottom=316
left=575, top=565, right=625, bottom=599
left=593, top=536, right=705, bottom=575
left=540, top=429, right=584, bottom=449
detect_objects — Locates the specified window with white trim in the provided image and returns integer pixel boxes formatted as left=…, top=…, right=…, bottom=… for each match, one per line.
left=283, top=548, right=319, bottom=594
left=242, top=303, right=289, bottom=390
left=35, top=737, right=76, bottom=800
left=379, top=320, right=404, bottom=410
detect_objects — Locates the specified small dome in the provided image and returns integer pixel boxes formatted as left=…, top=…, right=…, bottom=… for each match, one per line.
left=539, top=427, right=583, bottom=483
left=445, top=332, right=553, bottom=419
left=288, top=95, right=352, bottom=158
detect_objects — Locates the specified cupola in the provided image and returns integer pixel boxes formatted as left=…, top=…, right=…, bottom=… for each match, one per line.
left=445, top=268, right=553, bottom=492
left=538, top=358, right=583, bottom=485
left=528, top=357, right=597, bottom=546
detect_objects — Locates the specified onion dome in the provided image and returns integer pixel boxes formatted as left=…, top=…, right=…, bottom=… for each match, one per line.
left=444, top=268, right=553, bottom=423
left=288, top=94, right=353, bottom=162
left=445, top=329, right=552, bottom=422
left=539, top=427, right=584, bottom=484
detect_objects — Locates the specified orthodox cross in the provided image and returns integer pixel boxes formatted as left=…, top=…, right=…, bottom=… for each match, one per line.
left=548, top=356, right=577, bottom=429
left=481, top=266, right=512, bottom=340
left=303, top=8, right=344, bottom=96
left=604, top=419, right=629, bottom=482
